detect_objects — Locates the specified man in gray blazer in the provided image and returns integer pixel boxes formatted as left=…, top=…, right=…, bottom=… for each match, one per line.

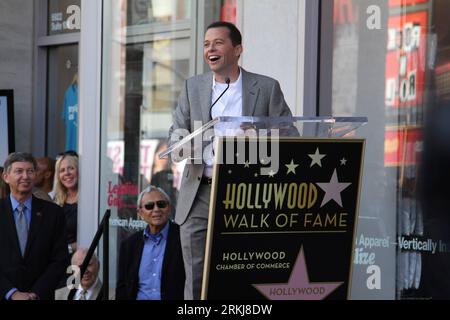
left=169, top=21, right=293, bottom=300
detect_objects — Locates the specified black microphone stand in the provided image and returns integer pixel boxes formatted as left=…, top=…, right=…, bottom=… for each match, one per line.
left=209, top=77, right=231, bottom=120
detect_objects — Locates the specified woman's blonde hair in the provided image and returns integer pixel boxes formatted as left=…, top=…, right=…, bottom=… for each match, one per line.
left=53, top=154, right=79, bottom=206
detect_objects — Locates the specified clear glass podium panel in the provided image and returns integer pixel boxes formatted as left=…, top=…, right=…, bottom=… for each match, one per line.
left=160, top=116, right=368, bottom=159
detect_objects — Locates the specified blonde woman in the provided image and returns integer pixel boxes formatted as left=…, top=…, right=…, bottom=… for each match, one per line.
left=53, top=153, right=79, bottom=254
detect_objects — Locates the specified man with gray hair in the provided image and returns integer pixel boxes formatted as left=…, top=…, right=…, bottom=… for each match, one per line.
left=55, top=248, right=102, bottom=300
left=116, top=185, right=185, bottom=300
left=0, top=152, right=68, bottom=300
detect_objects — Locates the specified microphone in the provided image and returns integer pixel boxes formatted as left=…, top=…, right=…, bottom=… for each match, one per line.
left=209, top=77, right=230, bottom=120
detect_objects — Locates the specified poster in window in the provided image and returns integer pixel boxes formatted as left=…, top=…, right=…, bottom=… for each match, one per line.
left=385, top=11, right=428, bottom=108
left=389, top=0, right=429, bottom=8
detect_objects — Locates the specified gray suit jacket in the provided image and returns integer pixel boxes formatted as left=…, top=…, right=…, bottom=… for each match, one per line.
left=169, top=68, right=293, bottom=225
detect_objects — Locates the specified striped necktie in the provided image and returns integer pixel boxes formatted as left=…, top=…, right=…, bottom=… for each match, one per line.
left=15, top=204, right=28, bottom=256
left=79, top=290, right=87, bottom=300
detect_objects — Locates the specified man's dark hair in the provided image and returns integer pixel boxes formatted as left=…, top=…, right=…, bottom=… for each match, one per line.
left=206, top=21, right=242, bottom=46
left=3, top=152, right=37, bottom=173
left=38, top=156, right=56, bottom=184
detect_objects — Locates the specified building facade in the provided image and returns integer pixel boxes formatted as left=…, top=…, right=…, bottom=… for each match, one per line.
left=1, top=0, right=449, bottom=299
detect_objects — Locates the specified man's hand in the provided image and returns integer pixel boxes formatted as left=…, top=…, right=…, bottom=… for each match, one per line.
left=239, top=123, right=257, bottom=132
left=28, top=292, right=39, bottom=300
left=11, top=291, right=37, bottom=300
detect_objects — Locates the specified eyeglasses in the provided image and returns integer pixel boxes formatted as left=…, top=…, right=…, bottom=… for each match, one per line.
left=143, top=200, right=169, bottom=210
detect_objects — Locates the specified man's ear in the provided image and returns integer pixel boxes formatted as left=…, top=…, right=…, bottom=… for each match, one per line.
left=2, top=172, right=9, bottom=184
left=234, top=44, right=243, bottom=58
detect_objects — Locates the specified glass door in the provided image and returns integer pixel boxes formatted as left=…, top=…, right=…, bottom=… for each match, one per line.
left=325, top=0, right=450, bottom=299
left=100, top=0, right=193, bottom=295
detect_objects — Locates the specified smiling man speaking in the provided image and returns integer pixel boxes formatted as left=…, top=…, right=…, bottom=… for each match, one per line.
left=169, top=21, right=293, bottom=300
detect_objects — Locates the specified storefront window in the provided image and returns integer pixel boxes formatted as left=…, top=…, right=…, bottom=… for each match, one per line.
left=46, top=44, right=78, bottom=157
left=48, top=0, right=81, bottom=35
left=126, top=0, right=191, bottom=25
left=329, top=0, right=450, bottom=299
left=100, top=0, right=234, bottom=294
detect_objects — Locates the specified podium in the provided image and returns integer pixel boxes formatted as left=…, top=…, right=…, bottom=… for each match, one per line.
left=162, top=116, right=367, bottom=300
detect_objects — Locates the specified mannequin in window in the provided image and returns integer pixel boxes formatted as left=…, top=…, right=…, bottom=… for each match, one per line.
left=62, top=72, right=78, bottom=152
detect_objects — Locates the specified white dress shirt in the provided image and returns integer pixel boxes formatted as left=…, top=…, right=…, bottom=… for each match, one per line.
left=75, top=278, right=100, bottom=300
left=210, top=70, right=243, bottom=119
left=204, top=69, right=243, bottom=177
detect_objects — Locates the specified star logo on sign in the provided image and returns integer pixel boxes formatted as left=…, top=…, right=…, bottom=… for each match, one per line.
left=253, top=247, right=343, bottom=300
left=244, top=161, right=250, bottom=168
left=316, top=169, right=351, bottom=208
left=308, top=148, right=326, bottom=167
left=285, top=160, right=299, bottom=175
left=268, top=170, right=276, bottom=177
left=340, top=158, right=347, bottom=166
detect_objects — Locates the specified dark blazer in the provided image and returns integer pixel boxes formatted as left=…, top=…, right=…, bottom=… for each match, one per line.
left=116, top=221, right=185, bottom=300
left=0, top=195, right=69, bottom=300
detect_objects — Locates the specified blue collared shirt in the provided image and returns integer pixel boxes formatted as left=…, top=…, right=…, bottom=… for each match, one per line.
left=6, top=194, right=33, bottom=300
left=136, top=222, right=169, bottom=300
left=10, top=194, right=32, bottom=227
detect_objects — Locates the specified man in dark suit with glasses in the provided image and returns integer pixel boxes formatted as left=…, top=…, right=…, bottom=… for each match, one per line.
left=116, top=185, right=185, bottom=300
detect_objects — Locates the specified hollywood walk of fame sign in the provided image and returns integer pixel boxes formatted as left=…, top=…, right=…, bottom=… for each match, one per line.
left=202, top=137, right=365, bottom=300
